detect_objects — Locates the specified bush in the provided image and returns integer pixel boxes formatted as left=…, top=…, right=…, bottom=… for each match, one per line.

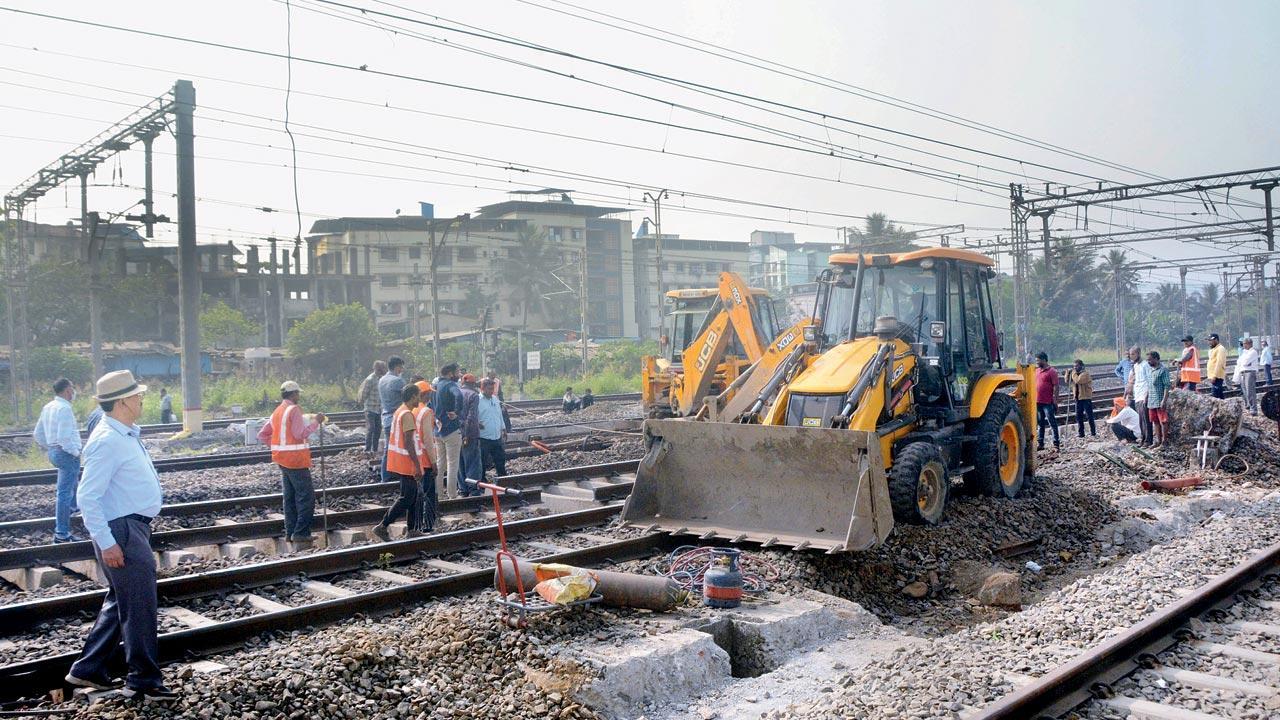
left=286, top=304, right=382, bottom=381
left=27, top=346, right=93, bottom=385
left=520, top=369, right=640, bottom=400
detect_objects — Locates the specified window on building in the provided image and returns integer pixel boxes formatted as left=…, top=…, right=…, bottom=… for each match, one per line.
left=706, top=262, right=718, bottom=274
left=722, top=263, right=732, bottom=272
left=436, top=247, right=452, bottom=265
left=408, top=247, right=421, bottom=260
left=458, top=274, right=479, bottom=285
left=572, top=228, right=582, bottom=240
left=379, top=247, right=398, bottom=262
left=380, top=274, right=399, bottom=287
left=509, top=300, right=520, bottom=318
left=457, top=246, right=476, bottom=262
left=605, top=277, right=620, bottom=295
left=603, top=255, right=619, bottom=271
left=549, top=227, right=564, bottom=242
left=675, top=262, right=684, bottom=272
left=607, top=302, right=620, bottom=321
left=379, top=302, right=402, bottom=316
left=349, top=248, right=359, bottom=275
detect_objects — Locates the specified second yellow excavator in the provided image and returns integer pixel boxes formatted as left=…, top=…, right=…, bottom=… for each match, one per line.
left=641, top=271, right=810, bottom=418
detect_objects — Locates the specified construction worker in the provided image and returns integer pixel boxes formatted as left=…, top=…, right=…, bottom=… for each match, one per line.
left=256, top=381, right=325, bottom=545
left=412, top=381, right=439, bottom=530
left=1178, top=335, right=1201, bottom=391
left=32, top=378, right=81, bottom=543
left=1206, top=334, right=1227, bottom=399
left=372, top=384, right=426, bottom=541
left=1034, top=353, right=1060, bottom=451
left=1125, top=345, right=1155, bottom=445
left=1065, top=359, right=1096, bottom=438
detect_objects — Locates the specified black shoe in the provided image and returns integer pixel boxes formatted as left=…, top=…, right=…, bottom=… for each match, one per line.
left=53, top=535, right=82, bottom=544
left=121, top=685, right=179, bottom=702
left=1037, top=444, right=1045, bottom=451
left=65, top=672, right=122, bottom=691
left=372, top=524, right=391, bottom=542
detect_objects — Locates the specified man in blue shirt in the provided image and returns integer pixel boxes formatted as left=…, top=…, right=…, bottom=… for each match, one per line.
left=1114, top=353, right=1134, bottom=386
left=66, top=370, right=176, bottom=702
left=477, top=377, right=507, bottom=479
left=430, top=363, right=464, bottom=499
left=377, top=356, right=407, bottom=482
left=32, top=377, right=82, bottom=543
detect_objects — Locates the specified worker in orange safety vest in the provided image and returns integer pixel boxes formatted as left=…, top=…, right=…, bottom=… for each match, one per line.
left=412, top=380, right=439, bottom=531
left=256, top=380, right=326, bottom=544
left=372, top=384, right=427, bottom=541
left=1178, top=335, right=1201, bottom=390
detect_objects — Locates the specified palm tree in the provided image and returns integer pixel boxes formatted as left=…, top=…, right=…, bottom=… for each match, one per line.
left=1032, top=239, right=1097, bottom=317
left=1098, top=250, right=1137, bottom=356
left=499, top=224, right=565, bottom=332
left=844, top=212, right=918, bottom=252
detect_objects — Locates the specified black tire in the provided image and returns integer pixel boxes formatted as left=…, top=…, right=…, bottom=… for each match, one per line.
left=888, top=441, right=948, bottom=525
left=965, top=393, right=1027, bottom=498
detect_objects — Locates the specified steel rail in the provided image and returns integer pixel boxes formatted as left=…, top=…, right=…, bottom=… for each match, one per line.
left=0, top=531, right=673, bottom=700
left=0, top=460, right=639, bottom=535
left=0, top=393, right=642, bottom=440
left=973, top=541, right=1280, bottom=719
left=0, top=503, right=630, bottom=633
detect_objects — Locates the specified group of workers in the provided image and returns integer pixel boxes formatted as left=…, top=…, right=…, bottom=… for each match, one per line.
left=1032, top=333, right=1273, bottom=452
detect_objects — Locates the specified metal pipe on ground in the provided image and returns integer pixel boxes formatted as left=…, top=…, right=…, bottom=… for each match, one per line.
left=497, top=557, right=684, bottom=611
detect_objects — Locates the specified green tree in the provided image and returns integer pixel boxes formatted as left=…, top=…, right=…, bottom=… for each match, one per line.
left=25, top=259, right=90, bottom=345
left=1098, top=249, right=1138, bottom=356
left=104, top=268, right=173, bottom=341
left=499, top=225, right=569, bottom=332
left=286, top=303, right=382, bottom=382
left=458, top=286, right=497, bottom=322
left=844, top=213, right=918, bottom=252
left=200, top=301, right=262, bottom=350
left=27, top=346, right=93, bottom=384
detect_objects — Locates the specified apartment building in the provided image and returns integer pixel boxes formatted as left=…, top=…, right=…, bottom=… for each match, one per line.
left=630, top=228, right=751, bottom=339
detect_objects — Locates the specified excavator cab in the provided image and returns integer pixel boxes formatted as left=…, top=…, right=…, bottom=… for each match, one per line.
left=624, top=248, right=1037, bottom=553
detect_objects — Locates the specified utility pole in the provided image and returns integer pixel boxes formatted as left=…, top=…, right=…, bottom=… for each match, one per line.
left=427, top=213, right=470, bottom=371
left=644, top=189, right=669, bottom=338
left=1179, top=266, right=1188, bottom=337
left=2, top=208, right=19, bottom=420
left=82, top=173, right=105, bottom=383
left=579, top=248, right=589, bottom=370
left=411, top=261, right=421, bottom=339
left=1253, top=180, right=1277, bottom=252
left=1033, top=209, right=1054, bottom=273
left=174, top=79, right=202, bottom=432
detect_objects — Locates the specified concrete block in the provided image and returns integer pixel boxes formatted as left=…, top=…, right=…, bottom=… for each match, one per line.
left=301, top=580, right=355, bottom=599
left=160, top=550, right=197, bottom=569
left=158, top=606, right=218, bottom=629
left=230, top=592, right=292, bottom=614
left=363, top=569, right=418, bottom=585
left=251, top=536, right=284, bottom=555
left=61, top=559, right=107, bottom=585
left=0, top=565, right=63, bottom=591
left=213, top=518, right=239, bottom=526
left=424, top=558, right=480, bottom=574
left=219, top=542, right=258, bottom=560
left=188, top=544, right=225, bottom=562
left=387, top=521, right=408, bottom=539
left=559, top=629, right=731, bottom=718
left=186, top=660, right=229, bottom=674
left=327, top=528, right=368, bottom=547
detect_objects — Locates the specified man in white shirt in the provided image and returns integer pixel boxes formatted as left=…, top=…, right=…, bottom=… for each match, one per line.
left=1106, top=404, right=1142, bottom=443
left=66, top=370, right=177, bottom=702
left=32, top=377, right=81, bottom=543
left=1235, top=338, right=1260, bottom=415
left=1123, top=346, right=1154, bottom=446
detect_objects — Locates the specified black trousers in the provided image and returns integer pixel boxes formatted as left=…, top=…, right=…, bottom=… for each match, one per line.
left=364, top=411, right=381, bottom=452
left=1075, top=398, right=1096, bottom=436
left=381, top=471, right=421, bottom=532
left=69, top=515, right=162, bottom=690
left=480, top=437, right=507, bottom=477
left=1211, top=378, right=1225, bottom=399
left=1111, top=423, right=1137, bottom=442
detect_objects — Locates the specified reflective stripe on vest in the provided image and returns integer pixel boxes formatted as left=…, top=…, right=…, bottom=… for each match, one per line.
left=386, top=406, right=420, bottom=476
left=270, top=402, right=312, bottom=469
left=413, top=405, right=434, bottom=468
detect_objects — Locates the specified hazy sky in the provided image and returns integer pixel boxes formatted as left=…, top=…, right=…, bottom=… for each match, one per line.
left=1, top=0, right=1277, bottom=289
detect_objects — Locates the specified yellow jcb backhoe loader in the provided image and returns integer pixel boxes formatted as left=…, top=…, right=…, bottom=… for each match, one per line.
left=641, top=272, right=808, bottom=417
left=622, top=248, right=1038, bottom=553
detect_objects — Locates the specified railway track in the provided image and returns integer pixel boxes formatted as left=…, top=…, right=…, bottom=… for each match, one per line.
left=973, top=542, right=1280, bottom=719
left=0, top=461, right=662, bottom=702
left=0, top=393, right=642, bottom=442
left=0, top=417, right=642, bottom=487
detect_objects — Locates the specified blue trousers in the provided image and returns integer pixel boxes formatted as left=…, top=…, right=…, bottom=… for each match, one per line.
left=459, top=438, right=483, bottom=496
left=50, top=448, right=80, bottom=541
left=69, top=515, right=162, bottom=690
left=280, top=467, right=315, bottom=539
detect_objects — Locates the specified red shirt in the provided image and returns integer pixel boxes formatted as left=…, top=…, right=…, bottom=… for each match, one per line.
left=1035, top=366, right=1059, bottom=404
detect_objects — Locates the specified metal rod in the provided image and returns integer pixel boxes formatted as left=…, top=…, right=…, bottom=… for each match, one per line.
left=174, top=79, right=201, bottom=432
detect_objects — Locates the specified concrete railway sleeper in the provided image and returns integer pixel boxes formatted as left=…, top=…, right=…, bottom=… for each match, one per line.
left=972, top=540, right=1280, bottom=719
left=0, top=529, right=675, bottom=703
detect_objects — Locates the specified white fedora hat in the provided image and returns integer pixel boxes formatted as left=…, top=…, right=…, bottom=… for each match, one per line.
left=94, top=370, right=148, bottom=401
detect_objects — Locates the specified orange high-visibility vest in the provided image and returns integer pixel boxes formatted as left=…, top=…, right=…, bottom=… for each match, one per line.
left=412, top=405, right=435, bottom=469
left=1180, top=345, right=1202, bottom=383
left=269, top=401, right=312, bottom=469
left=386, top=405, right=421, bottom=476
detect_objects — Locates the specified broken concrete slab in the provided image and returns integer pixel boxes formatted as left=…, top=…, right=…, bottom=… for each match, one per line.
left=0, top=565, right=63, bottom=591
left=563, top=629, right=731, bottom=718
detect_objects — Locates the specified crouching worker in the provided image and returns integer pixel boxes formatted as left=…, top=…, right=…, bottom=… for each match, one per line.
left=1106, top=397, right=1141, bottom=443
left=373, top=384, right=427, bottom=541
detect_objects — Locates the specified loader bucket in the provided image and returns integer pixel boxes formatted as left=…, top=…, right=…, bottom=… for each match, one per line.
left=620, top=419, right=895, bottom=553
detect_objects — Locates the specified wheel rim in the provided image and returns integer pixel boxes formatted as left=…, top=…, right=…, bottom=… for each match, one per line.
left=999, top=420, right=1020, bottom=486
left=917, top=464, right=944, bottom=518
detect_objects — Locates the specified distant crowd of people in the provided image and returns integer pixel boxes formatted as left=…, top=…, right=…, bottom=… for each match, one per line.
left=1032, top=333, right=1272, bottom=452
